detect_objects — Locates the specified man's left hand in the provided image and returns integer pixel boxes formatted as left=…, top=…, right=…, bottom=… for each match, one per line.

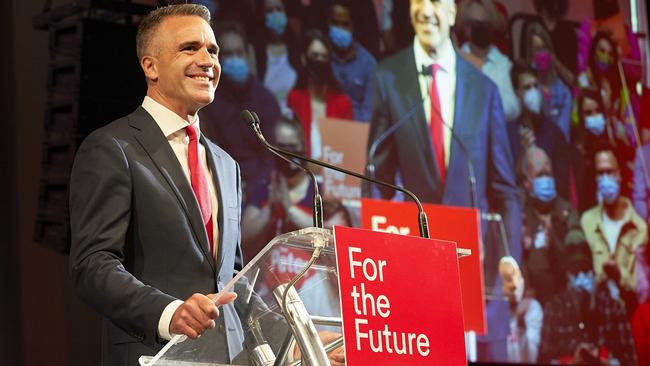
left=319, top=330, right=345, bottom=366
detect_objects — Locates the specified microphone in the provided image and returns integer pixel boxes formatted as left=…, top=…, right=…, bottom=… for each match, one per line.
left=241, top=110, right=431, bottom=239
left=241, top=111, right=324, bottom=229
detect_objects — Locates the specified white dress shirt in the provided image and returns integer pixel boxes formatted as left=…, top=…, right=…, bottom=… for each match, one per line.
left=413, top=37, right=456, bottom=167
left=141, top=96, right=220, bottom=340
left=461, top=43, right=521, bottom=122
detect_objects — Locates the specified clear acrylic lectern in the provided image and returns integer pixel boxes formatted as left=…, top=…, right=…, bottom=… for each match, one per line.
left=139, top=227, right=342, bottom=366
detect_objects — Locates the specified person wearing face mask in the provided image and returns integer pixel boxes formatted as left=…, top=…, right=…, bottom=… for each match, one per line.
left=328, top=0, right=377, bottom=122
left=576, top=89, right=610, bottom=212
left=499, top=256, right=543, bottom=363
left=578, top=32, right=638, bottom=164
left=253, top=0, right=301, bottom=113
left=522, top=22, right=572, bottom=143
left=241, top=116, right=317, bottom=262
left=287, top=30, right=353, bottom=159
left=539, top=235, right=637, bottom=364
left=457, top=0, right=520, bottom=122
left=524, top=0, right=577, bottom=87
left=577, top=0, right=642, bottom=86
left=580, top=144, right=647, bottom=315
left=519, top=147, right=580, bottom=307
left=200, top=21, right=282, bottom=186
left=509, top=62, right=570, bottom=201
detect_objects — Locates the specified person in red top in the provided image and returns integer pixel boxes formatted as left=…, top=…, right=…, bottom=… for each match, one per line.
left=288, top=29, right=353, bottom=158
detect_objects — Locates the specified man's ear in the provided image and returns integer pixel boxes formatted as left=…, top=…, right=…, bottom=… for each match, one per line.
left=141, top=56, right=159, bottom=82
left=447, top=2, right=457, bottom=27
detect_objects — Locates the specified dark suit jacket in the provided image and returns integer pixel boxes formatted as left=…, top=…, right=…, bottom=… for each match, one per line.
left=368, top=46, right=522, bottom=263
left=369, top=47, right=523, bottom=346
left=69, top=107, right=243, bottom=365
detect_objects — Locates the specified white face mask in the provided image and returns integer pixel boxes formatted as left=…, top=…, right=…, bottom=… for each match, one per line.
left=523, top=87, right=543, bottom=114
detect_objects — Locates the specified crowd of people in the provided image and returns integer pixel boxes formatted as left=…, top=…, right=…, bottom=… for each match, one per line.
left=192, top=0, right=649, bottom=364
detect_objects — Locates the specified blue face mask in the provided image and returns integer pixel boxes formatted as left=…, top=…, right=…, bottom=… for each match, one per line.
left=329, top=25, right=353, bottom=49
left=221, top=56, right=249, bottom=84
left=532, top=175, right=557, bottom=203
left=585, top=113, right=606, bottom=136
left=597, top=173, right=620, bottom=204
left=523, top=87, right=542, bottom=114
left=265, top=11, right=288, bottom=35
left=569, top=271, right=595, bottom=294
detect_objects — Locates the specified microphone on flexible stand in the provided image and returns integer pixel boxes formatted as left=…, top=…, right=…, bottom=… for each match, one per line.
left=244, top=111, right=324, bottom=229
left=241, top=109, right=430, bottom=239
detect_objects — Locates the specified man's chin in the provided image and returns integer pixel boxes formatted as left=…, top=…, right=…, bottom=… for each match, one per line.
left=416, top=34, right=442, bottom=53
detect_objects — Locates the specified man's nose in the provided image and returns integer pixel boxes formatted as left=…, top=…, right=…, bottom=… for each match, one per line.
left=196, top=47, right=215, bottom=67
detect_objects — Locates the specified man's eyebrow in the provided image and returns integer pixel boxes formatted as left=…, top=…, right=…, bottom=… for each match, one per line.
left=177, top=41, right=219, bottom=53
left=178, top=41, right=201, bottom=50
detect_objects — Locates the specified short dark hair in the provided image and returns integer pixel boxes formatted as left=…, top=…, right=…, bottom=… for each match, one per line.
left=136, top=4, right=211, bottom=60
left=592, top=139, right=618, bottom=167
left=510, top=60, right=536, bottom=90
left=533, top=0, right=569, bottom=18
left=561, top=235, right=594, bottom=274
left=577, top=88, right=604, bottom=122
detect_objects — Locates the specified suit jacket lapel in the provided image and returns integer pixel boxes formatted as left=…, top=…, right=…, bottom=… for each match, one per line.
left=445, top=55, right=476, bottom=200
left=128, top=107, right=216, bottom=272
left=399, top=48, right=442, bottom=178
left=202, top=136, right=226, bottom=275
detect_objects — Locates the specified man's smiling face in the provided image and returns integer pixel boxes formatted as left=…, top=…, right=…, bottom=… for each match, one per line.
left=410, top=0, right=456, bottom=55
left=142, top=15, right=220, bottom=117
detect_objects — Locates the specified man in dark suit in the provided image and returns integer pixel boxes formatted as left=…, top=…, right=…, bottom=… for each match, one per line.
left=367, top=0, right=522, bottom=361
left=69, top=5, right=241, bottom=365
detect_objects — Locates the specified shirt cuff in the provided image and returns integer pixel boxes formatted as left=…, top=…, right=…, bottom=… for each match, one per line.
left=158, top=300, right=184, bottom=341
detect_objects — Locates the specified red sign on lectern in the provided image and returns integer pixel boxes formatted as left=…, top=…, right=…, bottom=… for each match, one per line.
left=360, top=198, right=487, bottom=334
left=333, top=226, right=467, bottom=365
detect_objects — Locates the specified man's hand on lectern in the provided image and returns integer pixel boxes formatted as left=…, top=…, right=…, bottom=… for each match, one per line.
left=169, top=292, right=238, bottom=339
left=291, top=330, right=345, bottom=365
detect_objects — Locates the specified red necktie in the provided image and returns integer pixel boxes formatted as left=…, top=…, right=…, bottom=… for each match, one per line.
left=186, top=125, right=214, bottom=256
left=429, top=64, right=446, bottom=184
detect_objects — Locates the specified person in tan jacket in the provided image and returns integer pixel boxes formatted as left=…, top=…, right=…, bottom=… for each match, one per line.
left=580, top=143, right=647, bottom=314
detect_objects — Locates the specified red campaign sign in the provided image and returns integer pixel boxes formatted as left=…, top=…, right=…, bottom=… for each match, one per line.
left=334, top=226, right=467, bottom=365
left=360, top=198, right=487, bottom=334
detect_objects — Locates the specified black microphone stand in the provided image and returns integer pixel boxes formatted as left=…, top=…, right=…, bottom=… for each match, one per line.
left=242, top=110, right=430, bottom=239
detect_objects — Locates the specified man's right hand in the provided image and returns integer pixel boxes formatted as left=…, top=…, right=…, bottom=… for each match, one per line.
left=169, top=292, right=237, bottom=339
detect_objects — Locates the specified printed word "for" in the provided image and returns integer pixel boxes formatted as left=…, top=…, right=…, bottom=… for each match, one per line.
left=371, top=216, right=411, bottom=235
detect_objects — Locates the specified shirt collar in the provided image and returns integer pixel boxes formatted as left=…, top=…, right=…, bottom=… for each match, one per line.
left=413, top=36, right=456, bottom=74
left=460, top=43, right=498, bottom=63
left=594, top=197, right=639, bottom=233
left=141, top=96, right=200, bottom=138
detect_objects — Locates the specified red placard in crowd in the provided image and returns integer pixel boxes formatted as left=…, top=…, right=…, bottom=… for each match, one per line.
left=360, top=198, right=487, bottom=334
left=334, top=226, right=467, bottom=365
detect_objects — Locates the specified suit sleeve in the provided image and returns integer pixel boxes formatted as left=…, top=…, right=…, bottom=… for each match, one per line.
left=487, top=82, right=523, bottom=262
left=366, top=69, right=399, bottom=199
left=69, top=130, right=176, bottom=347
